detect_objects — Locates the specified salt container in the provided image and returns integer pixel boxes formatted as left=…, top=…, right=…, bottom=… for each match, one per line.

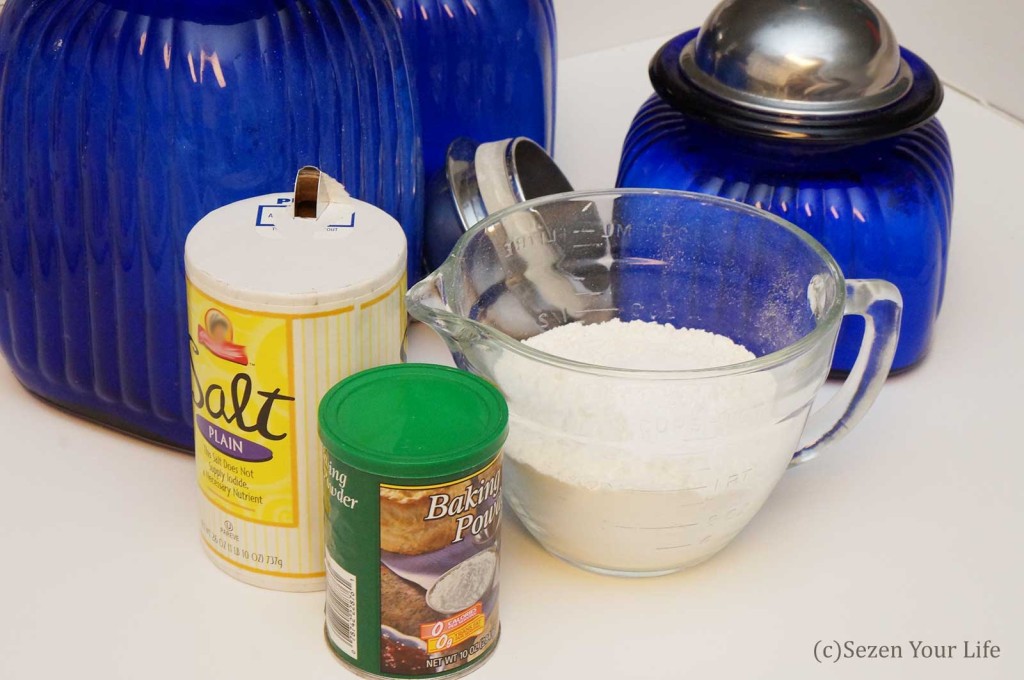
left=184, top=167, right=407, bottom=591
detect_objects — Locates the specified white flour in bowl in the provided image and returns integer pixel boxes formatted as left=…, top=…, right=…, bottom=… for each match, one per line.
left=494, top=319, right=806, bottom=575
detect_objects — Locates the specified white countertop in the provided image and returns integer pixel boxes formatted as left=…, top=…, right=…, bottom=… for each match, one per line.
left=2, top=37, right=1022, bottom=680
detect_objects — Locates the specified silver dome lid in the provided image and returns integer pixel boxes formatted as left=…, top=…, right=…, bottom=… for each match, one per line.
left=678, top=0, right=913, bottom=116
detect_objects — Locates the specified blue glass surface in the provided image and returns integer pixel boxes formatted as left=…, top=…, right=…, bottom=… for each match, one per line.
left=392, top=0, right=557, bottom=180
left=617, top=95, right=953, bottom=373
left=0, top=0, right=422, bottom=448
left=610, top=194, right=831, bottom=358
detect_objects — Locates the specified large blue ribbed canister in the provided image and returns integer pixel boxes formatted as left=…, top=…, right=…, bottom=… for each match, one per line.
left=0, top=0, right=422, bottom=448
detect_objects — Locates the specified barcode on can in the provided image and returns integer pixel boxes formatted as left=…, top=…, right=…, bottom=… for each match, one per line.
left=326, top=555, right=358, bottom=659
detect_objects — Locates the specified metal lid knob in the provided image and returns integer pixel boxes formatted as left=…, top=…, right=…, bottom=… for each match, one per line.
left=649, top=0, right=943, bottom=141
left=680, top=0, right=911, bottom=116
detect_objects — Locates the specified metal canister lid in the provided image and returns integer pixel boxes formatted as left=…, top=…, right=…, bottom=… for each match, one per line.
left=650, top=0, right=943, bottom=142
left=425, top=136, right=574, bottom=272
left=185, top=167, right=407, bottom=314
left=319, top=364, right=509, bottom=482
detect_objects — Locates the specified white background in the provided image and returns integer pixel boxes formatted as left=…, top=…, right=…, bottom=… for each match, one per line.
left=554, top=0, right=1024, bottom=120
left=1, top=3, right=1023, bottom=680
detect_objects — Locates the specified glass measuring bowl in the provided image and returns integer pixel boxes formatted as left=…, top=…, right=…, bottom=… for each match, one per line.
left=408, top=190, right=902, bottom=576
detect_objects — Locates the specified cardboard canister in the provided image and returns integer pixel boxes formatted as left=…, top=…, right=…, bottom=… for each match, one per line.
left=319, top=365, right=509, bottom=677
left=184, top=167, right=407, bottom=591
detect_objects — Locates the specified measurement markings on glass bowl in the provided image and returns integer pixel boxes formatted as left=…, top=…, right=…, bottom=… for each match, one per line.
left=612, top=522, right=701, bottom=530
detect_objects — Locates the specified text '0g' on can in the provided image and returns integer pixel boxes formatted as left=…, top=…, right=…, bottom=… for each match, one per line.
left=319, top=364, right=509, bottom=679
left=184, top=167, right=407, bottom=592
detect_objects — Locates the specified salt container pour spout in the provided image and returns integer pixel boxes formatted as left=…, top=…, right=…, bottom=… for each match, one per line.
left=293, top=165, right=351, bottom=220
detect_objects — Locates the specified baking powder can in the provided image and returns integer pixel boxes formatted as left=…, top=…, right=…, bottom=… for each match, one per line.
left=184, top=167, right=407, bottom=592
left=318, top=364, right=508, bottom=678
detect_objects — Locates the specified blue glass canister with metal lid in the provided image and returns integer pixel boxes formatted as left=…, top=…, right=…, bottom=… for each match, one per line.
left=391, top=0, right=557, bottom=181
left=616, top=0, right=952, bottom=373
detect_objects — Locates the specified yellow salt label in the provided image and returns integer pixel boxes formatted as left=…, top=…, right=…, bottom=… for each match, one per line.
left=188, top=282, right=298, bottom=527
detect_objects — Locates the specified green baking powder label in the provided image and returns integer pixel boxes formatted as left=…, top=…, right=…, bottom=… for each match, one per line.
left=319, top=365, right=508, bottom=679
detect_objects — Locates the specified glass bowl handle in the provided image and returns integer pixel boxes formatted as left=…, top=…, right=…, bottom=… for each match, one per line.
left=791, top=279, right=903, bottom=466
